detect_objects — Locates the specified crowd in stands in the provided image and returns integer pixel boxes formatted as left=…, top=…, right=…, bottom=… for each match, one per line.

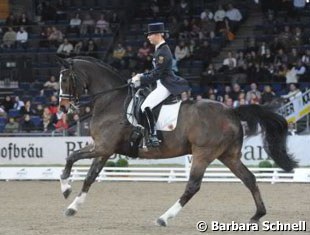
left=0, top=0, right=309, bottom=135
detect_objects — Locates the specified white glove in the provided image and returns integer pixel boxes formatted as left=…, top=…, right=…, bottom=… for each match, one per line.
left=132, top=73, right=142, bottom=82
left=131, top=74, right=142, bottom=88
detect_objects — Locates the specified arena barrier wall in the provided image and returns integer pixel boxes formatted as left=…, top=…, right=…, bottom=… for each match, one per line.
left=0, top=135, right=310, bottom=166
left=0, top=167, right=309, bottom=183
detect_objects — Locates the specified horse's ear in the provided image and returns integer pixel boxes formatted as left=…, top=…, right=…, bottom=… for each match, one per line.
left=56, top=56, right=70, bottom=68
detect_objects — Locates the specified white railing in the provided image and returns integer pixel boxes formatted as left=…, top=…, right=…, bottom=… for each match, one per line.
left=1, top=167, right=309, bottom=183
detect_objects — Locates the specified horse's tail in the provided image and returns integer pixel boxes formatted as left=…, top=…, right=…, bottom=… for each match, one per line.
left=233, top=104, right=298, bottom=172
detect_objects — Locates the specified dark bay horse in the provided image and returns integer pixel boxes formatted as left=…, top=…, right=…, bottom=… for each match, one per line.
left=57, top=56, right=297, bottom=226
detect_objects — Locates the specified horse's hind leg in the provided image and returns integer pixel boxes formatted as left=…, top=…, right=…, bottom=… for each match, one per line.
left=157, top=147, right=212, bottom=227
left=219, top=153, right=266, bottom=223
left=60, top=144, right=100, bottom=198
left=65, top=156, right=109, bottom=216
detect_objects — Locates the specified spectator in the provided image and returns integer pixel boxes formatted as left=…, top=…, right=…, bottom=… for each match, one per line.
left=48, top=96, right=58, bottom=114
left=178, top=19, right=191, bottom=40
left=109, top=12, right=121, bottom=33
left=39, top=26, right=52, bottom=48
left=295, top=60, right=306, bottom=78
left=261, top=48, right=274, bottom=65
left=301, top=49, right=310, bottom=68
left=68, top=13, right=82, bottom=34
left=20, top=114, right=36, bottom=133
left=261, top=85, right=276, bottom=104
left=225, top=3, right=242, bottom=33
left=124, top=45, right=137, bottom=70
left=224, top=97, right=233, bottom=107
left=200, top=8, right=213, bottom=21
left=0, top=107, right=7, bottom=118
left=55, top=112, right=69, bottom=132
left=20, top=100, right=36, bottom=116
left=175, top=0, right=191, bottom=19
left=194, top=40, right=213, bottom=67
left=291, top=27, right=304, bottom=47
left=5, top=13, right=17, bottom=26
left=4, top=117, right=19, bottom=133
left=16, top=26, right=28, bottom=50
left=68, top=113, right=81, bottom=136
left=230, top=83, right=242, bottom=101
left=111, top=42, right=126, bottom=69
left=1, top=27, right=16, bottom=49
left=72, top=40, right=84, bottom=56
left=233, top=91, right=247, bottom=107
left=293, top=0, right=306, bottom=21
left=278, top=25, right=292, bottom=49
left=95, top=13, right=110, bottom=34
left=221, top=51, right=237, bottom=72
left=43, top=75, right=59, bottom=91
left=269, top=36, right=285, bottom=54
left=150, top=1, right=160, bottom=17
left=1, top=96, right=14, bottom=113
left=169, top=16, right=181, bottom=38
left=48, top=26, right=63, bottom=46
left=287, top=48, right=300, bottom=65
left=274, top=48, right=288, bottom=66
left=214, top=5, right=226, bottom=33
left=80, top=14, right=95, bottom=35
left=35, top=104, right=44, bottom=116
left=55, top=0, right=67, bottom=22
left=285, top=64, right=300, bottom=84
left=17, top=13, right=31, bottom=26
left=245, top=83, right=261, bottom=103
left=137, top=41, right=152, bottom=70
left=282, top=83, right=302, bottom=101
left=13, top=96, right=25, bottom=110
left=42, top=107, right=54, bottom=132
left=174, top=40, right=190, bottom=65
left=84, top=39, right=98, bottom=58
left=57, top=38, right=73, bottom=57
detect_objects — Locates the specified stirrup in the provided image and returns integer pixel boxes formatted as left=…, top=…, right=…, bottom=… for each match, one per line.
left=148, top=135, right=160, bottom=147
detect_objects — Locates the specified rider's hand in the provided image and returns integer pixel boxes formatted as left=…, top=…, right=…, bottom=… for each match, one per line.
left=131, top=74, right=142, bottom=88
left=132, top=73, right=142, bottom=82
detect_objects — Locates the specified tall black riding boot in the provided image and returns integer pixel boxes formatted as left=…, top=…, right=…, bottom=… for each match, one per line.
left=144, top=107, right=160, bottom=147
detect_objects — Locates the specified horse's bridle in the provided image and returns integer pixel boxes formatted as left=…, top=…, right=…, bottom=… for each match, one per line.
left=59, top=68, right=79, bottom=102
left=59, top=66, right=130, bottom=112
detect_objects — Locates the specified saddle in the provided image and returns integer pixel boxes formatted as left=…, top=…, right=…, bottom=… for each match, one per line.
left=126, top=85, right=181, bottom=156
left=129, top=86, right=180, bottom=125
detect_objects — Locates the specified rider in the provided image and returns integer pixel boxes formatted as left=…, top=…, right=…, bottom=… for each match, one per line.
left=131, top=22, right=190, bottom=147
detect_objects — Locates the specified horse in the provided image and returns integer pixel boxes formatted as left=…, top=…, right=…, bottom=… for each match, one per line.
left=57, top=56, right=297, bottom=226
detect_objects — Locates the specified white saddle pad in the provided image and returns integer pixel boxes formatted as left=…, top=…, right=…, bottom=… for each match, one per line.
left=127, top=99, right=182, bottom=131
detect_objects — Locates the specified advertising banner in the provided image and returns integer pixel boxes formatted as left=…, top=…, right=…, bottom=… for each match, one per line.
left=0, top=135, right=309, bottom=166
left=278, top=89, right=310, bottom=122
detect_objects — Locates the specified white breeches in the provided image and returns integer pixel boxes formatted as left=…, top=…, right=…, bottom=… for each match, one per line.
left=141, top=80, right=171, bottom=112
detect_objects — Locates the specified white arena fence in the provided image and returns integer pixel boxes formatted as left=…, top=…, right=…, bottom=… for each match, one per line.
left=0, top=167, right=309, bottom=183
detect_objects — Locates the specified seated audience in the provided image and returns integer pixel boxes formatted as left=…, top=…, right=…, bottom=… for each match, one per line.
left=20, top=114, right=36, bottom=132
left=4, top=117, right=19, bottom=133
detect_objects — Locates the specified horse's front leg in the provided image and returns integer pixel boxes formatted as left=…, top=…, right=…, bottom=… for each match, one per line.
left=65, top=156, right=109, bottom=216
left=60, top=144, right=99, bottom=198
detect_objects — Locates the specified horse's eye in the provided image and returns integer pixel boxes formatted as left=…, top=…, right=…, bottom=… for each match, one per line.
left=62, top=78, right=67, bottom=83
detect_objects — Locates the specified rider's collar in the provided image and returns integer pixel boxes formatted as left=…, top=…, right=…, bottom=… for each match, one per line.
left=155, top=40, right=166, bottom=51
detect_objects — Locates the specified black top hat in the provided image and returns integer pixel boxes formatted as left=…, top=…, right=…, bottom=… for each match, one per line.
left=145, top=22, right=169, bottom=35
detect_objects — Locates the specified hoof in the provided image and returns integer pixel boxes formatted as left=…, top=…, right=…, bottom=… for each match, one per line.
left=65, top=208, right=77, bottom=217
left=156, top=218, right=167, bottom=227
left=63, top=187, right=72, bottom=199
